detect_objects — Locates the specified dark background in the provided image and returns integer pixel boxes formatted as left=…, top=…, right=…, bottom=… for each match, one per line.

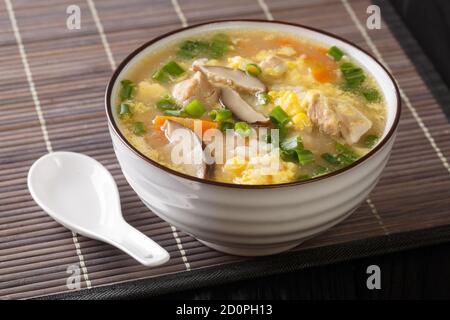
left=155, top=0, right=450, bottom=300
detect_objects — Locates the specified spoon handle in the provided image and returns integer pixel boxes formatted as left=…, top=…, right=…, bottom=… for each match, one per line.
left=108, top=222, right=170, bottom=267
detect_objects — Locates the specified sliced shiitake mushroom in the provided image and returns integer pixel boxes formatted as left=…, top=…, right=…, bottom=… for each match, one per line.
left=219, top=87, right=269, bottom=125
left=193, top=65, right=266, bottom=94
left=162, top=120, right=208, bottom=179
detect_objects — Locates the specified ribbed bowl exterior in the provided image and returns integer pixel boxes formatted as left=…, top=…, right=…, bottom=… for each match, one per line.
left=110, top=129, right=396, bottom=255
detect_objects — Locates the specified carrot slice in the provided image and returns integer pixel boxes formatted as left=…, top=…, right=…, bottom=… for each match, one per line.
left=153, top=115, right=219, bottom=139
left=273, top=37, right=337, bottom=83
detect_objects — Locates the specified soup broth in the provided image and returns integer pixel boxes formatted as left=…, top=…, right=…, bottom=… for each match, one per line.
left=115, top=30, right=386, bottom=185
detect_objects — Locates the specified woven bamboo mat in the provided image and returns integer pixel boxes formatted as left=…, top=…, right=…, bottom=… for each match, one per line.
left=1, top=0, right=450, bottom=299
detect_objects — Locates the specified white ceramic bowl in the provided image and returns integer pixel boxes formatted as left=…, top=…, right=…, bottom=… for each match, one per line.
left=105, top=20, right=400, bottom=256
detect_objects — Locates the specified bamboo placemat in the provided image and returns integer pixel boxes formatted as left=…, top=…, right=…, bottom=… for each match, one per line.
left=1, top=0, right=450, bottom=300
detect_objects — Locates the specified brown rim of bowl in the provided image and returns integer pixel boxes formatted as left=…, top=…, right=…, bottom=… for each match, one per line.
left=105, top=19, right=401, bottom=190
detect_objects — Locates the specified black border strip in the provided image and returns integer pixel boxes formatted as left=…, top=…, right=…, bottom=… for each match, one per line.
left=41, top=224, right=450, bottom=300
left=36, top=0, right=450, bottom=300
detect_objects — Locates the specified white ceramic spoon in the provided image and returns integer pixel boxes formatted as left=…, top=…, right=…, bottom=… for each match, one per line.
left=27, top=151, right=170, bottom=267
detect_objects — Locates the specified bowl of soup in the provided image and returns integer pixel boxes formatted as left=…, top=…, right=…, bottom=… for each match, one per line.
left=105, top=20, right=400, bottom=256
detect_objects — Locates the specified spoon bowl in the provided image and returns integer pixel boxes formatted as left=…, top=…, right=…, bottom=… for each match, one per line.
left=28, top=151, right=169, bottom=267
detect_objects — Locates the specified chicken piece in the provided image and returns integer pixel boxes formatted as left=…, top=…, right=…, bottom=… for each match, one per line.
left=260, top=55, right=286, bottom=78
left=334, top=103, right=372, bottom=145
left=304, top=90, right=340, bottom=137
left=304, top=90, right=372, bottom=145
left=171, top=71, right=218, bottom=106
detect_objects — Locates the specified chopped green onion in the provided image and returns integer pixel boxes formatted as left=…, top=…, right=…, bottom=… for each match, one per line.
left=281, top=136, right=303, bottom=151
left=245, top=63, right=262, bottom=77
left=256, top=92, right=271, bottom=105
left=176, top=34, right=229, bottom=59
left=177, top=40, right=209, bottom=59
left=280, top=136, right=314, bottom=165
left=362, top=88, right=381, bottom=102
left=153, top=61, right=185, bottom=82
left=364, top=135, right=379, bottom=148
left=132, top=122, right=145, bottom=135
left=209, top=34, right=229, bottom=59
left=264, top=134, right=272, bottom=144
left=234, top=122, right=252, bottom=137
left=321, top=153, right=341, bottom=165
left=220, top=121, right=234, bottom=132
left=163, top=109, right=187, bottom=117
left=269, top=106, right=291, bottom=126
left=328, top=46, right=344, bottom=61
left=118, top=103, right=132, bottom=117
left=120, top=80, right=135, bottom=101
left=297, top=150, right=315, bottom=165
left=277, top=125, right=289, bottom=141
left=162, top=61, right=185, bottom=76
left=209, top=109, right=232, bottom=122
left=335, top=143, right=358, bottom=162
left=184, top=99, right=206, bottom=118
left=152, top=69, right=169, bottom=82
left=298, top=174, right=311, bottom=181
left=313, top=165, right=329, bottom=177
left=340, top=62, right=365, bottom=89
left=156, top=96, right=178, bottom=110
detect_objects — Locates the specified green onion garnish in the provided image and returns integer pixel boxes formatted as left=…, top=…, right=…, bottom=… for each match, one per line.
left=152, top=69, right=168, bottom=82
left=340, top=62, right=365, bottom=89
left=184, top=99, right=206, bottom=118
left=209, top=33, right=229, bottom=59
left=313, top=165, right=329, bottom=177
left=298, top=174, right=311, bottom=181
left=256, top=92, right=271, bottom=105
left=177, top=33, right=229, bottom=59
left=153, top=61, right=185, bottom=82
left=269, top=106, right=291, bottom=126
left=220, top=121, right=234, bottom=132
left=296, top=149, right=315, bottom=165
left=335, top=143, right=358, bottom=162
left=362, top=88, right=381, bottom=102
left=162, top=61, right=185, bottom=76
left=132, top=122, right=145, bottom=135
left=364, top=135, right=379, bottom=148
left=209, top=109, right=232, bottom=122
left=280, top=136, right=314, bottom=165
left=281, top=136, right=303, bottom=151
left=118, top=103, right=132, bottom=117
left=328, top=46, right=344, bottom=61
left=245, top=63, right=262, bottom=77
left=120, top=80, right=135, bottom=101
left=156, top=96, right=178, bottom=110
left=321, top=153, right=341, bottom=165
left=264, top=134, right=272, bottom=144
left=163, top=109, right=187, bottom=117
left=234, top=122, right=252, bottom=137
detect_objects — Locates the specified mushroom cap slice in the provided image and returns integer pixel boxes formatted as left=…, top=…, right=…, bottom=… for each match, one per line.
left=194, top=65, right=266, bottom=94
left=220, top=87, right=269, bottom=125
left=161, top=120, right=208, bottom=179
